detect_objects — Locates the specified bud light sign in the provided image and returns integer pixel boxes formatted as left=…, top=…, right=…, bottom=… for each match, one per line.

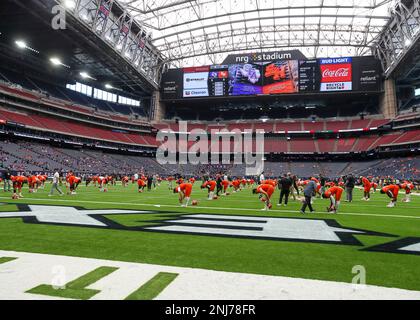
left=319, top=57, right=352, bottom=92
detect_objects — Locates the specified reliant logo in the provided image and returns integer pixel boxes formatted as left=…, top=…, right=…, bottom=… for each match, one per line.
left=360, top=76, right=377, bottom=82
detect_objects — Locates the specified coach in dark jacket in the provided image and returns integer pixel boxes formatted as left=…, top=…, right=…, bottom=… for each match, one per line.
left=345, top=174, right=355, bottom=202
left=278, top=174, right=292, bottom=206
left=300, top=180, right=316, bottom=214
left=3, top=168, right=11, bottom=192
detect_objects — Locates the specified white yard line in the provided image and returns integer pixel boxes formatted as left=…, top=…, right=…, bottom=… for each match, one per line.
left=1, top=196, right=420, bottom=220
left=1, top=250, right=420, bottom=300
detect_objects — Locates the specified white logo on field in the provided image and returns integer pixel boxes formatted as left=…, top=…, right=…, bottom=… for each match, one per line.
left=144, top=214, right=382, bottom=245
left=0, top=205, right=151, bottom=227
left=0, top=206, right=395, bottom=246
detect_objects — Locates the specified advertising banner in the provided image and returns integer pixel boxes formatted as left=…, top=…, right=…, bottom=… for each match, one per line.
left=319, top=57, right=353, bottom=92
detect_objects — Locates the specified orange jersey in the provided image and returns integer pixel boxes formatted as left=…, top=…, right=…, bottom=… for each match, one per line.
left=67, top=175, right=79, bottom=185
left=256, top=184, right=275, bottom=198
left=29, top=175, right=38, bottom=184
left=401, top=182, right=414, bottom=194
left=362, top=177, right=371, bottom=192
left=202, top=180, right=216, bottom=192
left=382, top=185, right=400, bottom=198
left=179, top=183, right=193, bottom=197
left=262, top=180, right=277, bottom=187
left=324, top=186, right=343, bottom=201
left=362, top=177, right=370, bottom=187
left=232, top=180, right=241, bottom=188
left=137, top=179, right=146, bottom=187
left=221, top=180, right=230, bottom=189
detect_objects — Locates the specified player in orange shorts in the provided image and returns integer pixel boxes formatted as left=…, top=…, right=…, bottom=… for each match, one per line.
left=137, top=178, right=146, bottom=192
left=401, top=181, right=414, bottom=203
left=12, top=175, right=27, bottom=199
left=221, top=179, right=230, bottom=195
left=122, top=176, right=129, bottom=187
left=361, top=176, right=372, bottom=201
left=28, top=175, right=39, bottom=193
left=380, top=184, right=400, bottom=207
left=67, top=174, right=81, bottom=195
left=253, top=184, right=275, bottom=211
left=201, top=180, right=217, bottom=200
left=322, top=186, right=343, bottom=213
left=231, top=179, right=241, bottom=192
left=174, top=183, right=193, bottom=207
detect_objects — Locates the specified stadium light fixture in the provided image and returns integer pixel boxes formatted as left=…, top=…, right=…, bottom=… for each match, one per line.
left=64, top=0, right=76, bottom=9
left=15, top=40, right=39, bottom=53
left=15, top=40, right=27, bottom=49
left=105, top=84, right=114, bottom=89
left=405, top=39, right=412, bottom=47
left=80, top=72, right=96, bottom=80
left=50, top=57, right=70, bottom=68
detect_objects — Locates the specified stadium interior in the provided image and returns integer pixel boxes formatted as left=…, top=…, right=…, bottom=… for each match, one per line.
left=0, top=0, right=420, bottom=302
left=0, top=0, right=419, bottom=179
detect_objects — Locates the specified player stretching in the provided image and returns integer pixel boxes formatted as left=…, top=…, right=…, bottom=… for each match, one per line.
left=361, top=176, right=372, bottom=201
left=231, top=179, right=241, bottom=192
left=253, top=184, right=275, bottom=211
left=137, top=178, right=146, bottom=193
left=201, top=180, right=217, bottom=200
left=221, top=179, right=230, bottom=195
left=322, top=186, right=343, bottom=214
left=380, top=184, right=400, bottom=207
left=11, top=175, right=26, bottom=199
left=67, top=174, right=81, bottom=195
left=174, top=183, right=193, bottom=207
left=401, top=181, right=414, bottom=203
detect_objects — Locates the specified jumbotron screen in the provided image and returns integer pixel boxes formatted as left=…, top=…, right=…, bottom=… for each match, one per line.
left=161, top=52, right=382, bottom=100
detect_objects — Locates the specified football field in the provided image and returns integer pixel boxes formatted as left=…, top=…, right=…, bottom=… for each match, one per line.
left=0, top=182, right=420, bottom=298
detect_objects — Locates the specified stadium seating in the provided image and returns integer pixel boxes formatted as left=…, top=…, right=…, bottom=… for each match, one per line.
left=0, top=106, right=156, bottom=147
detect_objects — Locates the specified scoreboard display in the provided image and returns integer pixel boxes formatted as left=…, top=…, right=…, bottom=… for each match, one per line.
left=298, top=60, right=319, bottom=93
left=161, top=55, right=382, bottom=100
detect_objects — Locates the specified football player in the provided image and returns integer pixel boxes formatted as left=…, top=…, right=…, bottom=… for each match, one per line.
left=322, top=186, right=344, bottom=214
left=253, top=184, right=275, bottom=211
left=174, top=183, right=193, bottom=207
left=380, top=184, right=401, bottom=207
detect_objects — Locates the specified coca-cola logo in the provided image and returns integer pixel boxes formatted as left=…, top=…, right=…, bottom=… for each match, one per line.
left=321, top=63, right=352, bottom=82
left=322, top=68, right=349, bottom=78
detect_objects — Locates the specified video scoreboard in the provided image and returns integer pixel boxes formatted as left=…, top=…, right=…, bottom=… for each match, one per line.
left=161, top=53, right=382, bottom=100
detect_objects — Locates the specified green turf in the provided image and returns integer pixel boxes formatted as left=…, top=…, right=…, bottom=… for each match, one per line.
left=125, top=272, right=179, bottom=300
left=1, top=182, right=420, bottom=292
left=0, top=257, right=16, bottom=264
left=27, top=266, right=118, bottom=300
